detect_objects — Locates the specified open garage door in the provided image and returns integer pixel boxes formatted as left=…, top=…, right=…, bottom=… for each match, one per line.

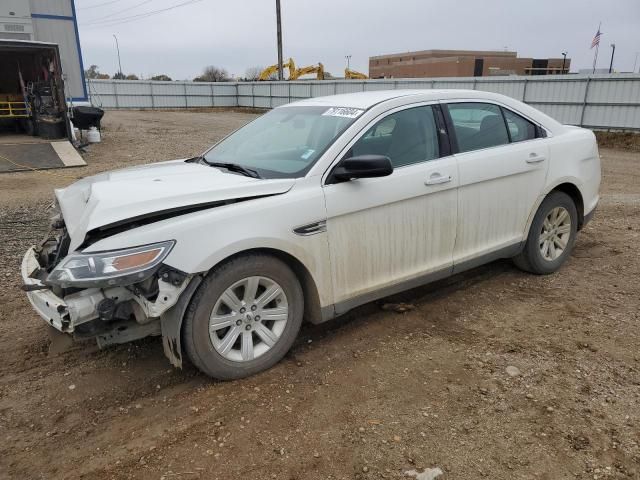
left=0, top=39, right=85, bottom=173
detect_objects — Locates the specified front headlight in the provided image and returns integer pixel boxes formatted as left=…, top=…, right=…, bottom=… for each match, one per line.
left=47, top=240, right=175, bottom=288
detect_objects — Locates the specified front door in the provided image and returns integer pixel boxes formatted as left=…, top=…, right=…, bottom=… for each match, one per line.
left=322, top=104, right=458, bottom=312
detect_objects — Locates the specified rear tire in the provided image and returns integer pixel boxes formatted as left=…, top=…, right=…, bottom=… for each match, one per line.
left=183, top=254, right=304, bottom=380
left=514, top=191, right=578, bottom=275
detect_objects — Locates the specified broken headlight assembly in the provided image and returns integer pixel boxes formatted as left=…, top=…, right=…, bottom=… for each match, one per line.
left=46, top=240, right=175, bottom=288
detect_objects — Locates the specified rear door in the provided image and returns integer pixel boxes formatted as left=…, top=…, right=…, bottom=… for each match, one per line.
left=322, top=104, right=458, bottom=311
left=443, top=101, right=549, bottom=269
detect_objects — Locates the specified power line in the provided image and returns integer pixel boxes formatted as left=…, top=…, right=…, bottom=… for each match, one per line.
left=80, top=0, right=205, bottom=27
left=82, top=0, right=155, bottom=23
left=77, top=0, right=125, bottom=10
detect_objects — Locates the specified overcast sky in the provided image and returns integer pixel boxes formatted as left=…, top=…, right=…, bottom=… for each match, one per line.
left=76, top=0, right=640, bottom=80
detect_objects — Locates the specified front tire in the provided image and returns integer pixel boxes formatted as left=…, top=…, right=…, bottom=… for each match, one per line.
left=514, top=191, right=578, bottom=275
left=183, top=254, right=304, bottom=380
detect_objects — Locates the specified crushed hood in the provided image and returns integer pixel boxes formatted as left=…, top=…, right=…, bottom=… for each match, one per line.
left=56, top=160, right=295, bottom=251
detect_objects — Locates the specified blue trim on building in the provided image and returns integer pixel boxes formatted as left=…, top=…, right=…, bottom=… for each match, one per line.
left=69, top=0, right=89, bottom=101
left=31, top=13, right=74, bottom=21
left=31, top=2, right=89, bottom=101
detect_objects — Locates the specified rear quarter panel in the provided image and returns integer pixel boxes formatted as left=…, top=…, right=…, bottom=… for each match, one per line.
left=545, top=127, right=601, bottom=216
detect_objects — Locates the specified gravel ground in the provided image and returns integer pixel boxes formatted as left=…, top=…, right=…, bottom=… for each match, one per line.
left=0, top=110, right=639, bottom=480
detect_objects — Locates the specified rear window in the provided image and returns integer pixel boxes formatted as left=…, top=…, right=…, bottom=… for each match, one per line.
left=502, top=108, right=538, bottom=142
left=446, top=103, right=509, bottom=153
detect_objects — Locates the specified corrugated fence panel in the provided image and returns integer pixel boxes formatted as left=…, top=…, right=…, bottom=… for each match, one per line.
left=289, top=83, right=312, bottom=98
left=152, top=82, right=185, bottom=95
left=216, top=96, right=237, bottom=107
left=271, top=97, right=290, bottom=107
left=270, top=83, right=290, bottom=98
left=88, top=75, right=640, bottom=130
left=116, top=95, right=152, bottom=108
left=97, top=94, right=117, bottom=108
left=534, top=103, right=584, bottom=126
left=310, top=82, right=335, bottom=97
left=212, top=84, right=237, bottom=95
left=254, top=96, right=271, bottom=108
left=525, top=79, right=586, bottom=103
left=237, top=96, right=253, bottom=107
left=114, top=81, right=152, bottom=96
left=186, top=95, right=214, bottom=108
left=587, top=78, right=640, bottom=104
left=89, top=81, right=116, bottom=95
left=153, top=95, right=187, bottom=108
left=185, top=83, right=213, bottom=96
left=395, top=80, right=434, bottom=89
left=237, top=84, right=253, bottom=96
left=334, top=82, right=365, bottom=94
left=252, top=84, right=271, bottom=96
left=432, top=80, right=475, bottom=89
left=583, top=105, right=640, bottom=129
left=364, top=81, right=397, bottom=91
left=475, top=80, right=525, bottom=100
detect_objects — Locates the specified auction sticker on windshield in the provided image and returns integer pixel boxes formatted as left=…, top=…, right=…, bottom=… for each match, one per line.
left=322, top=107, right=364, bottom=118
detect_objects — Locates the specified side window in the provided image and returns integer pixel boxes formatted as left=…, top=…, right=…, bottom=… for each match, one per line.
left=446, top=102, right=509, bottom=153
left=502, top=108, right=538, bottom=142
left=349, top=106, right=440, bottom=168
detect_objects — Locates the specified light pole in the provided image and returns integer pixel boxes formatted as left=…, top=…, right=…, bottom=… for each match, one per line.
left=634, top=52, right=639, bottom=73
left=275, top=0, right=283, bottom=80
left=345, top=55, right=351, bottom=71
left=608, top=43, right=616, bottom=74
left=561, top=52, right=567, bottom=74
left=113, top=34, right=123, bottom=78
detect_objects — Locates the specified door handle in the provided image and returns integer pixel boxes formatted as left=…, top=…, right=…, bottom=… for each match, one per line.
left=526, top=153, right=546, bottom=164
left=425, top=173, right=452, bottom=185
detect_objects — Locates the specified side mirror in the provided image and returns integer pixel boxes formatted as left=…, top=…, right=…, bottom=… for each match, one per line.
left=332, top=155, right=393, bottom=181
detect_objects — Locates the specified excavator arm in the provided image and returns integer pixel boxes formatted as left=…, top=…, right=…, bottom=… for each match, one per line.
left=258, top=58, right=296, bottom=81
left=345, top=68, right=368, bottom=79
left=291, top=62, right=325, bottom=80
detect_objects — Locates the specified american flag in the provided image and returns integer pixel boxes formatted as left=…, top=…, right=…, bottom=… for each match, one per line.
left=591, top=27, right=602, bottom=49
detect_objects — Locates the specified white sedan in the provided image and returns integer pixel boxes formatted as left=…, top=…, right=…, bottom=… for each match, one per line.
left=21, top=90, right=600, bottom=379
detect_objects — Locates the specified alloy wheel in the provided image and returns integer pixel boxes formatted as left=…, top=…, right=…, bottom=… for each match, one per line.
left=208, top=276, right=289, bottom=362
left=539, top=206, right=571, bottom=261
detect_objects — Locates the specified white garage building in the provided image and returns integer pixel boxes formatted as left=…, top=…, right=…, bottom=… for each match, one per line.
left=0, top=0, right=87, bottom=101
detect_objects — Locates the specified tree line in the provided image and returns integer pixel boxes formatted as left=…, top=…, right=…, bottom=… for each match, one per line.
left=85, top=64, right=331, bottom=82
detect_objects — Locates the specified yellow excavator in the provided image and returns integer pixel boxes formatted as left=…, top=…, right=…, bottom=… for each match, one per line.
left=258, top=58, right=296, bottom=81
left=344, top=68, right=368, bottom=79
left=290, top=62, right=325, bottom=80
left=258, top=58, right=325, bottom=81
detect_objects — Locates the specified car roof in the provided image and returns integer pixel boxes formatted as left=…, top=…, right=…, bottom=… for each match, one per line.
left=282, top=88, right=565, bottom=134
left=284, top=89, right=505, bottom=110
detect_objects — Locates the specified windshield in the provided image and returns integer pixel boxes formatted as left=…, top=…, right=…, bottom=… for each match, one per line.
left=203, top=106, right=363, bottom=179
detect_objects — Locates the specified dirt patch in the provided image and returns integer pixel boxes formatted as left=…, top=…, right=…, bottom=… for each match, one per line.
left=1, top=111, right=639, bottom=480
left=595, top=131, right=640, bottom=152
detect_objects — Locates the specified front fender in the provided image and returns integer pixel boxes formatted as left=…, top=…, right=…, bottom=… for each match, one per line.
left=160, top=275, right=202, bottom=368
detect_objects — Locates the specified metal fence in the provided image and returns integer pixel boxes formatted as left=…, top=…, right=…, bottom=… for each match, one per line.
left=87, top=74, right=640, bottom=131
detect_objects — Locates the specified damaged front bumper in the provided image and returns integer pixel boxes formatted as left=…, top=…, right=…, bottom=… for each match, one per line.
left=21, top=246, right=194, bottom=360
left=22, top=246, right=72, bottom=332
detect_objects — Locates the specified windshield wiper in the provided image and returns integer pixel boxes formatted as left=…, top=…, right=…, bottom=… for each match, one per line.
left=204, top=160, right=261, bottom=179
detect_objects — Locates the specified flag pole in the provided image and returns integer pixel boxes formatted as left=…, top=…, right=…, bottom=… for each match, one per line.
left=592, top=22, right=601, bottom=73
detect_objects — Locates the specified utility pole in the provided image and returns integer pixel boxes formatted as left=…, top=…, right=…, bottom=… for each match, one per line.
left=113, top=34, right=123, bottom=78
left=609, top=43, right=616, bottom=73
left=345, top=55, right=351, bottom=71
left=275, top=0, right=283, bottom=80
left=561, top=52, right=567, bottom=74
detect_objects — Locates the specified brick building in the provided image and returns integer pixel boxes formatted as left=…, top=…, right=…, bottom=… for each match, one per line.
left=369, top=49, right=570, bottom=78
